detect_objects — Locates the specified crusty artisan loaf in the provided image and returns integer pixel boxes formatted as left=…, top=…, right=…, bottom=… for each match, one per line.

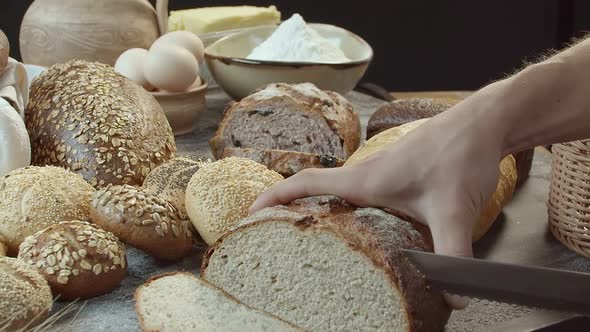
left=366, top=98, right=458, bottom=139
left=18, top=220, right=127, bottom=300
left=25, top=60, right=176, bottom=188
left=201, top=196, right=450, bottom=331
left=366, top=98, right=533, bottom=187
left=185, top=157, right=283, bottom=245
left=220, top=147, right=344, bottom=178
left=135, top=272, right=301, bottom=332
left=0, top=256, right=53, bottom=331
left=0, top=166, right=95, bottom=255
left=346, top=119, right=518, bottom=242
left=210, top=82, right=361, bottom=162
left=0, top=30, right=8, bottom=73
left=142, top=156, right=210, bottom=219
left=90, top=184, right=195, bottom=261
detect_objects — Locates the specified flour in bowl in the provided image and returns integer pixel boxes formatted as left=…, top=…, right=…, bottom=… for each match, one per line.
left=247, top=14, right=350, bottom=63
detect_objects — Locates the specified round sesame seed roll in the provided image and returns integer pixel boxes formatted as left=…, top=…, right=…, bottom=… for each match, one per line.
left=0, top=166, right=96, bottom=256
left=18, top=220, right=127, bottom=300
left=25, top=60, right=176, bottom=188
left=0, top=256, right=53, bottom=330
left=142, top=156, right=210, bottom=220
left=90, top=185, right=195, bottom=261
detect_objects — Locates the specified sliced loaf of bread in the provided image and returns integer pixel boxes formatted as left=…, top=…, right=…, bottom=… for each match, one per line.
left=134, top=272, right=301, bottom=332
left=201, top=196, right=450, bottom=332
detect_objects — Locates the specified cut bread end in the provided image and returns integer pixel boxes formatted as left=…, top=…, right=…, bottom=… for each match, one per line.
left=202, top=221, right=413, bottom=331
left=134, top=272, right=301, bottom=332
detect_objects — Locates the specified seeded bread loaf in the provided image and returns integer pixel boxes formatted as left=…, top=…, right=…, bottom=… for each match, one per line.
left=347, top=119, right=518, bottom=242
left=185, top=157, right=283, bottom=245
left=25, top=60, right=176, bottom=188
left=366, top=98, right=533, bottom=186
left=220, top=147, right=344, bottom=177
left=135, top=272, right=301, bottom=332
left=142, top=156, right=210, bottom=219
left=0, top=166, right=96, bottom=255
left=18, top=220, right=127, bottom=300
left=0, top=256, right=53, bottom=331
left=201, top=196, right=450, bottom=331
left=210, top=83, right=361, bottom=164
left=90, top=185, right=195, bottom=261
left=0, top=30, right=8, bottom=73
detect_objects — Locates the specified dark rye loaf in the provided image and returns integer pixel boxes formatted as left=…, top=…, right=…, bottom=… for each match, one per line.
left=367, top=98, right=534, bottom=186
left=25, top=60, right=176, bottom=188
left=201, top=196, right=450, bottom=331
left=210, top=83, right=361, bottom=174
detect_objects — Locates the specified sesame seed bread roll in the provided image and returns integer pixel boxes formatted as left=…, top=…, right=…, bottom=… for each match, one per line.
left=90, top=185, right=195, bottom=261
left=18, top=220, right=127, bottom=300
left=185, top=157, right=283, bottom=245
left=142, top=156, right=210, bottom=220
left=0, top=166, right=95, bottom=256
left=25, top=60, right=176, bottom=188
left=0, top=256, right=53, bottom=330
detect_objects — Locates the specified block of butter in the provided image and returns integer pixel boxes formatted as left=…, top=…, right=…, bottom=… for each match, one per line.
left=168, top=6, right=281, bottom=34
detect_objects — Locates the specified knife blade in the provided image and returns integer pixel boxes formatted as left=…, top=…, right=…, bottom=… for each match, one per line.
left=400, top=249, right=590, bottom=315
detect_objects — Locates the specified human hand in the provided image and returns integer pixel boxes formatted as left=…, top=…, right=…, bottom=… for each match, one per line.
left=250, top=102, right=505, bottom=309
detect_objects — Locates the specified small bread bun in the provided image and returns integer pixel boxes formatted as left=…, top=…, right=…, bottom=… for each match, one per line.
left=0, top=30, right=8, bottom=73
left=90, top=185, right=194, bottom=261
left=18, top=220, right=127, bottom=300
left=142, top=156, right=210, bottom=219
left=0, top=166, right=96, bottom=255
left=185, top=157, right=283, bottom=245
left=0, top=256, right=52, bottom=330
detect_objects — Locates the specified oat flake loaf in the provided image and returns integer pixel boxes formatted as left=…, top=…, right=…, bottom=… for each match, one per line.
left=201, top=196, right=450, bottom=331
left=18, top=220, right=127, bottom=300
left=142, top=156, right=210, bottom=219
left=25, top=60, right=176, bottom=188
left=185, top=157, right=283, bottom=246
left=0, top=256, right=53, bottom=331
left=347, top=119, right=518, bottom=242
left=0, top=166, right=95, bottom=255
left=210, top=83, right=361, bottom=174
left=90, top=184, right=195, bottom=261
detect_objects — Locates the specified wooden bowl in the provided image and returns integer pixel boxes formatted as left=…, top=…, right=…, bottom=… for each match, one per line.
left=151, top=80, right=207, bottom=136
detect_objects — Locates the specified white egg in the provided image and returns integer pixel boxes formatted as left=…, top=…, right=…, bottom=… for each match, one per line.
left=144, top=44, right=200, bottom=92
left=152, top=31, right=205, bottom=63
left=114, top=48, right=153, bottom=90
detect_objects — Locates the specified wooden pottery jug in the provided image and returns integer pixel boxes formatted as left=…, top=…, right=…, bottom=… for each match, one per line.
left=19, top=0, right=170, bottom=67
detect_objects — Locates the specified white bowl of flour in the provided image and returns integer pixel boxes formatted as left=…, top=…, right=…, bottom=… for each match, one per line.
left=204, top=14, right=373, bottom=100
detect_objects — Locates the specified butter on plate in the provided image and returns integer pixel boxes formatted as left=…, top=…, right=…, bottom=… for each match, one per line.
left=168, top=6, right=281, bottom=34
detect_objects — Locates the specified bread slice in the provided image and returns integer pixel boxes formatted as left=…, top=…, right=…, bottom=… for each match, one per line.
left=209, top=83, right=361, bottom=161
left=220, top=147, right=344, bottom=177
left=201, top=196, right=450, bottom=332
left=135, top=272, right=301, bottom=332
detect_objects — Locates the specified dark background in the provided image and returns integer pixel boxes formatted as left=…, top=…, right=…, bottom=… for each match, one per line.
left=1, top=0, right=589, bottom=91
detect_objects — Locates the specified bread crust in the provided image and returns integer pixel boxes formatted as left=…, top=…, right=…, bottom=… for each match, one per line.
left=18, top=220, right=127, bottom=300
left=220, top=147, right=344, bottom=177
left=25, top=60, right=176, bottom=188
left=90, top=184, right=195, bottom=261
left=202, top=196, right=450, bottom=332
left=210, top=83, right=360, bottom=160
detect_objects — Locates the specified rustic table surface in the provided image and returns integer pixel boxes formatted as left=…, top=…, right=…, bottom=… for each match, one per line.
left=48, top=89, right=590, bottom=331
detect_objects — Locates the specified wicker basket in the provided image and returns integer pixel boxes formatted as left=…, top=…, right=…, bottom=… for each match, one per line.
left=548, top=140, right=590, bottom=258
